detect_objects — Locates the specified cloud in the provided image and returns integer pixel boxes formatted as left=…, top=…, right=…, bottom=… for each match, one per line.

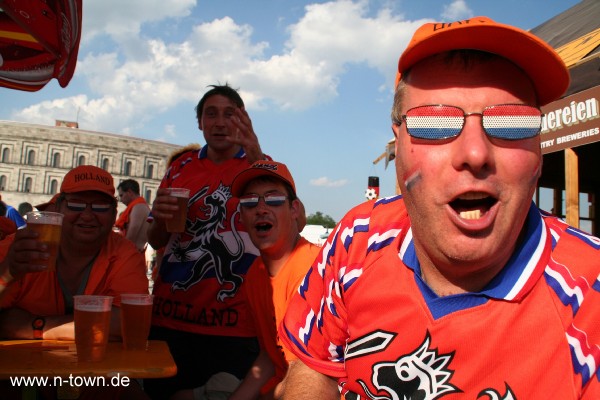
left=13, top=95, right=90, bottom=128
left=441, top=0, right=473, bottom=21
left=82, top=0, right=196, bottom=41
left=310, top=177, right=349, bottom=188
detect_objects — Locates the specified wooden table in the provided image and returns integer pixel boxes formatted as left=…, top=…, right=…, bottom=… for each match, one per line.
left=0, top=339, right=177, bottom=379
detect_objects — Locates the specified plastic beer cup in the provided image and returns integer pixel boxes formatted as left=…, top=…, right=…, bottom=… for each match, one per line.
left=25, top=211, right=63, bottom=271
left=74, top=295, right=113, bottom=362
left=120, top=294, right=154, bottom=350
left=165, top=188, right=190, bottom=233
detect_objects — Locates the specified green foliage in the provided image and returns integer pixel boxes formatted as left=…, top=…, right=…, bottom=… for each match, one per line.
left=306, top=211, right=336, bottom=229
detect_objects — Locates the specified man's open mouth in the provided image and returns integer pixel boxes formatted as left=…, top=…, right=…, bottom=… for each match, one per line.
left=449, top=193, right=497, bottom=220
left=255, top=222, right=273, bottom=232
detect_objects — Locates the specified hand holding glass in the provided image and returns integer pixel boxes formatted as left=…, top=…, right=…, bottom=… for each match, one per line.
left=25, top=211, right=63, bottom=271
left=165, top=188, right=190, bottom=233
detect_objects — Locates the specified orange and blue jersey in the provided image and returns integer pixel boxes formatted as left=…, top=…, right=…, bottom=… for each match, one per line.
left=151, top=147, right=269, bottom=337
left=280, top=197, right=600, bottom=399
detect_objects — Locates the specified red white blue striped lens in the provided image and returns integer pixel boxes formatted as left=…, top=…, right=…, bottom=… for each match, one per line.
left=65, top=201, right=112, bottom=213
left=239, top=193, right=287, bottom=208
left=482, top=105, right=542, bottom=140
left=402, top=104, right=542, bottom=140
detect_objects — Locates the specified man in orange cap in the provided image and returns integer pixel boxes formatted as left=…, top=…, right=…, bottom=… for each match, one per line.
left=0, top=165, right=150, bottom=398
left=280, top=17, right=600, bottom=399
left=178, top=161, right=318, bottom=400
left=0, top=165, right=148, bottom=339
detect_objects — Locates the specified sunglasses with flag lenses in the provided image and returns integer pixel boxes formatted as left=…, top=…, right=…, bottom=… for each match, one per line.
left=239, top=193, right=287, bottom=208
left=65, top=201, right=113, bottom=213
left=396, top=104, right=542, bottom=141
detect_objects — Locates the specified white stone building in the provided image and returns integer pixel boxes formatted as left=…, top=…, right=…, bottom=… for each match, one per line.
left=0, top=120, right=182, bottom=213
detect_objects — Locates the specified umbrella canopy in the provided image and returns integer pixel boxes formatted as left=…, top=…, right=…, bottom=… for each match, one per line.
left=0, top=0, right=82, bottom=91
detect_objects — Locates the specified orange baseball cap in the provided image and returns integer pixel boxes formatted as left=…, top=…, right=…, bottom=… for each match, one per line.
left=60, top=165, right=115, bottom=197
left=35, top=193, right=60, bottom=211
left=396, top=16, right=570, bottom=106
left=232, top=160, right=296, bottom=197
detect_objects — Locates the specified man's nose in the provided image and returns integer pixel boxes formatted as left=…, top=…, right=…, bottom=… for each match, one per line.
left=451, top=114, right=494, bottom=172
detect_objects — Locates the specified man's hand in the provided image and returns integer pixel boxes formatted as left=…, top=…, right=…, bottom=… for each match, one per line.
left=229, top=107, right=264, bottom=164
left=147, top=188, right=181, bottom=249
left=1, top=228, right=49, bottom=280
left=149, top=188, right=180, bottom=223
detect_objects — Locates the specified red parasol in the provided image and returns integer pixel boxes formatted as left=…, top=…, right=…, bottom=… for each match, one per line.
left=0, top=0, right=82, bottom=91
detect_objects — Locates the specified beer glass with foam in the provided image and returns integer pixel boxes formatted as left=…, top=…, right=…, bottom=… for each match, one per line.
left=25, top=211, right=63, bottom=271
left=120, top=293, right=154, bottom=350
left=74, top=295, right=113, bottom=362
left=165, top=188, right=190, bottom=233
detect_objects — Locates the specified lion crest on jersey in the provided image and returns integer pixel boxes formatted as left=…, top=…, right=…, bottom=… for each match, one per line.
left=169, top=183, right=245, bottom=301
left=353, top=332, right=460, bottom=400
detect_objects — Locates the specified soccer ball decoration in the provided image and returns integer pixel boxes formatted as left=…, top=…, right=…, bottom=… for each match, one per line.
left=365, top=188, right=377, bottom=200
left=365, top=176, right=380, bottom=200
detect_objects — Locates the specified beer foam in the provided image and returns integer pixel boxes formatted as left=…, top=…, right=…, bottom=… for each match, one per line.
left=75, top=304, right=111, bottom=312
left=121, top=294, right=153, bottom=305
left=121, top=298, right=152, bottom=305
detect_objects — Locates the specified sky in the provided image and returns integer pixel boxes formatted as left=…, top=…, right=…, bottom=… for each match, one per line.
left=0, top=0, right=582, bottom=222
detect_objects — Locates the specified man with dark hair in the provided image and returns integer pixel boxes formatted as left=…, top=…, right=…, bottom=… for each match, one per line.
left=280, top=17, right=600, bottom=399
left=17, top=202, right=33, bottom=217
left=194, top=85, right=244, bottom=125
left=146, top=83, right=268, bottom=399
left=116, top=179, right=150, bottom=254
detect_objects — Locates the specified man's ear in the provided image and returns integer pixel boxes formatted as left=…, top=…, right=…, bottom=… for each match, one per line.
left=392, top=123, right=401, bottom=139
left=292, top=198, right=307, bottom=232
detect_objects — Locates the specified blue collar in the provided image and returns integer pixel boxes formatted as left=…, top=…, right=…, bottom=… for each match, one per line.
left=198, top=146, right=246, bottom=159
left=400, top=203, right=545, bottom=318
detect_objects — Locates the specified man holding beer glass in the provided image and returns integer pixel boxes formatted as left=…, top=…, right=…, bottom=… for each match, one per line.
left=146, top=83, right=269, bottom=399
left=0, top=165, right=148, bottom=340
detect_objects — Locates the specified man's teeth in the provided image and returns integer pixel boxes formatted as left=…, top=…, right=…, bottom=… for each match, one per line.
left=460, top=210, right=481, bottom=219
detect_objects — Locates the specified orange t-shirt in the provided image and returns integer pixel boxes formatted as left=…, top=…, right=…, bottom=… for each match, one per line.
left=244, top=237, right=321, bottom=392
left=0, top=232, right=148, bottom=314
left=114, top=196, right=148, bottom=235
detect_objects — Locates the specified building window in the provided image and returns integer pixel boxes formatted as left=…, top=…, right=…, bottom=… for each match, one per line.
left=52, top=152, right=61, bottom=168
left=78, top=155, right=86, bottom=166
left=0, top=175, right=6, bottom=190
left=102, top=157, right=109, bottom=170
left=23, top=177, right=32, bottom=193
left=50, top=179, right=58, bottom=194
left=1, top=148, right=9, bottom=163
left=145, top=189, right=152, bottom=203
left=124, top=161, right=132, bottom=176
left=27, top=150, right=35, bottom=165
left=146, top=164, right=154, bottom=179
